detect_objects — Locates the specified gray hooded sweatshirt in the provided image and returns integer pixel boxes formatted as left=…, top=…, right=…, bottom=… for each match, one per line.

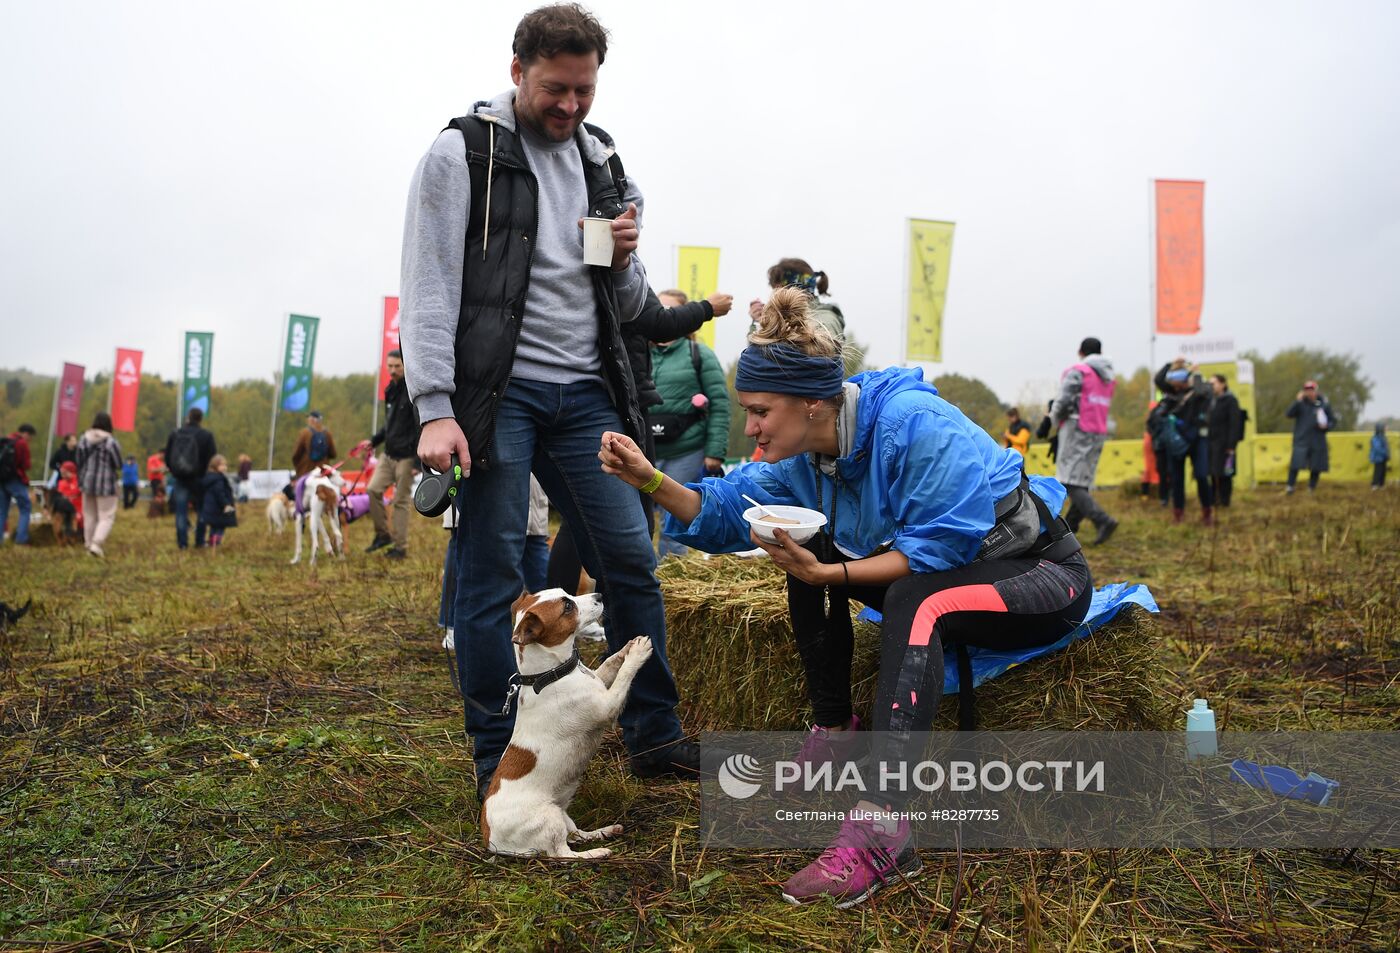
left=398, top=91, right=650, bottom=425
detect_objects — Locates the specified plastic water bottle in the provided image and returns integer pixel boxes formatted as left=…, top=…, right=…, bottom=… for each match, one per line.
left=1185, top=698, right=1217, bottom=761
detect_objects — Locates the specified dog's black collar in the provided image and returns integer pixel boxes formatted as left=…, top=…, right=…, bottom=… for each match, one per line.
left=499, top=643, right=580, bottom=716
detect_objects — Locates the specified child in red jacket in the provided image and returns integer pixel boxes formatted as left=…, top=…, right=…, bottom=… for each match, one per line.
left=50, top=460, right=83, bottom=541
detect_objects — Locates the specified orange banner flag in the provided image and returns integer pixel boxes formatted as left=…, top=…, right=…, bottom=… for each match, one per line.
left=1155, top=180, right=1204, bottom=335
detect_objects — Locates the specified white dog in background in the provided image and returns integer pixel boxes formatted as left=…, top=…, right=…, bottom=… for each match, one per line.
left=266, top=495, right=289, bottom=533
left=480, top=589, right=653, bottom=859
left=290, top=466, right=346, bottom=567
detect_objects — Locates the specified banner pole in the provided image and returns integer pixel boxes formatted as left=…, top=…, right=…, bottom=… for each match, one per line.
left=176, top=335, right=184, bottom=429
left=370, top=300, right=381, bottom=438
left=900, top=218, right=910, bottom=368
left=267, top=316, right=287, bottom=473
left=1147, top=179, right=1157, bottom=407
left=43, top=363, right=62, bottom=481
left=107, top=349, right=114, bottom=415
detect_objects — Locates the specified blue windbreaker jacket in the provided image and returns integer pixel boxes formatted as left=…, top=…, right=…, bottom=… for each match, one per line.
left=663, top=367, right=1067, bottom=574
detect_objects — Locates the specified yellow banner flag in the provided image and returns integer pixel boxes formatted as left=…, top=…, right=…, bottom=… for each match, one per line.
left=676, top=246, right=720, bottom=349
left=907, top=219, right=955, bottom=363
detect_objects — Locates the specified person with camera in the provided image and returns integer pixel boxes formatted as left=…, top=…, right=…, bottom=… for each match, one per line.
left=649, top=290, right=731, bottom=557
left=1153, top=360, right=1215, bottom=523
left=1285, top=380, right=1335, bottom=494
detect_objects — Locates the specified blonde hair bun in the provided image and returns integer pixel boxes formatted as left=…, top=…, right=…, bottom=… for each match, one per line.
left=748, top=286, right=841, bottom=360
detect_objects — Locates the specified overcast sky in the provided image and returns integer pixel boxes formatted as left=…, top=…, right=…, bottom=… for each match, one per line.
left=4, top=1, right=1398, bottom=419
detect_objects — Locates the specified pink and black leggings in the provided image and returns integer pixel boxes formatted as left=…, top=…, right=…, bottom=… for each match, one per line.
left=787, top=549, right=1093, bottom=755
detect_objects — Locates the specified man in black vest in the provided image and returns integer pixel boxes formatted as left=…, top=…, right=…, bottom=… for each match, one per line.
left=365, top=350, right=418, bottom=560
left=399, top=3, right=696, bottom=796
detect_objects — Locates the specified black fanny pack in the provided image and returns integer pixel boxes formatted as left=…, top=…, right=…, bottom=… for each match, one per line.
left=977, top=476, right=1081, bottom=563
left=649, top=411, right=703, bottom=443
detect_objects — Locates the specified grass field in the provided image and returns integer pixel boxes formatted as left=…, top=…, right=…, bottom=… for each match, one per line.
left=2, top=485, right=1397, bottom=951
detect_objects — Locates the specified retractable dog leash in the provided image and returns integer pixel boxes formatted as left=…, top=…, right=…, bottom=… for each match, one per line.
left=414, top=454, right=463, bottom=518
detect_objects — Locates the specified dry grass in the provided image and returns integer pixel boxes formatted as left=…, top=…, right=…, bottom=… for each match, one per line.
left=0, top=484, right=1397, bottom=950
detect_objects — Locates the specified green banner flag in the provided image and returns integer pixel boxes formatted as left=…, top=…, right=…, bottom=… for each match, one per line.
left=280, top=314, right=320, bottom=412
left=181, top=332, right=214, bottom=420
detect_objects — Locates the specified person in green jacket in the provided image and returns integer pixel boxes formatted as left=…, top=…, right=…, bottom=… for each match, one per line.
left=650, top=290, right=731, bottom=557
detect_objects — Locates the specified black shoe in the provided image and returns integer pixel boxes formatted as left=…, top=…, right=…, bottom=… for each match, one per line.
left=384, top=547, right=407, bottom=560
left=365, top=533, right=392, bottom=553
left=1092, top=518, right=1119, bottom=546
left=631, top=740, right=706, bottom=781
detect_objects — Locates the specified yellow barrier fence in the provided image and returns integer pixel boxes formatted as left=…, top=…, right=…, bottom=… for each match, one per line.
left=1020, top=433, right=1396, bottom=487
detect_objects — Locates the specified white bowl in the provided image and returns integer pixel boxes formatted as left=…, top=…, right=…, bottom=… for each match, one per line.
left=742, top=505, right=828, bottom=545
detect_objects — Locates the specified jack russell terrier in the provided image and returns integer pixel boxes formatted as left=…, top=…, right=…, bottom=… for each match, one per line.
left=480, top=588, right=653, bottom=859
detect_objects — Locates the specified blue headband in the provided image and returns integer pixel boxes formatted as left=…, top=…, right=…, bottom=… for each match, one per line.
left=1166, top=369, right=1189, bottom=382
left=734, top=343, right=845, bottom=398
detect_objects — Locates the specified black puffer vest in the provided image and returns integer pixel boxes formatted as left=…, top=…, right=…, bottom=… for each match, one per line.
left=446, top=110, right=645, bottom=472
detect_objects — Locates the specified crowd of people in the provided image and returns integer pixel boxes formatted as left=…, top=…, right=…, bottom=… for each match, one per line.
left=0, top=0, right=1394, bottom=911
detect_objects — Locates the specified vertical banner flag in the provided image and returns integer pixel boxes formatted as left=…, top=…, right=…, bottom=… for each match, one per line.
left=378, top=297, right=400, bottom=398
left=181, top=332, right=214, bottom=420
left=56, top=363, right=86, bottom=435
left=906, top=219, right=955, bottom=363
left=111, top=348, right=143, bottom=431
left=676, top=247, right=720, bottom=349
left=280, top=314, right=320, bottom=412
left=1155, top=179, right=1205, bottom=335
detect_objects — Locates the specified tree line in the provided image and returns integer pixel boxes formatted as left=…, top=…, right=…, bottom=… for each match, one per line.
left=1, top=346, right=1377, bottom=475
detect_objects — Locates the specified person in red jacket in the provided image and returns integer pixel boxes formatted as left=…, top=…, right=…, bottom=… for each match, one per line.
left=50, top=460, right=84, bottom=541
left=146, top=450, right=167, bottom=496
left=1, top=423, right=37, bottom=545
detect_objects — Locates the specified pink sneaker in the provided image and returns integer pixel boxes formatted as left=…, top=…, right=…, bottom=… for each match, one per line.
left=795, top=714, right=862, bottom=767
left=780, top=815, right=920, bottom=908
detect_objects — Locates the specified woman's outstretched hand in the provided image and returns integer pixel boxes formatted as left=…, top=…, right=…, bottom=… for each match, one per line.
left=599, top=431, right=657, bottom=490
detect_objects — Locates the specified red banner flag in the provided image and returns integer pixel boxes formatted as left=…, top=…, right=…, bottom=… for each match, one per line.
left=378, top=296, right=400, bottom=397
left=1155, top=180, right=1205, bottom=335
left=55, top=363, right=86, bottom=436
left=111, top=348, right=143, bottom=431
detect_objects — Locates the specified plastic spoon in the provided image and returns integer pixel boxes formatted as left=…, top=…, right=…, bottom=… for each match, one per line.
left=742, top=494, right=774, bottom=519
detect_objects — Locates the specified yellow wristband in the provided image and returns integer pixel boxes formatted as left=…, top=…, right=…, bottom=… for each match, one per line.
left=639, top=470, right=664, bottom=494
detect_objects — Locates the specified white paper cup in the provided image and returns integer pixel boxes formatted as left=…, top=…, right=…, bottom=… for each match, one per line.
left=582, top=217, right=615, bottom=267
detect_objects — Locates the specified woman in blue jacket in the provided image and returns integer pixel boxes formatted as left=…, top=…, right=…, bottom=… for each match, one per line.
left=599, top=288, right=1093, bottom=907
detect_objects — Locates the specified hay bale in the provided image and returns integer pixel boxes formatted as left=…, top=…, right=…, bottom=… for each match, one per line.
left=660, top=555, right=1174, bottom=732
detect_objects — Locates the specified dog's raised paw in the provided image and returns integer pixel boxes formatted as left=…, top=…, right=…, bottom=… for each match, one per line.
left=624, top=635, right=653, bottom=662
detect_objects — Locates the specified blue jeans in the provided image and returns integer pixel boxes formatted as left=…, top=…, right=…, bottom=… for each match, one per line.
left=452, top=378, right=683, bottom=781
left=1167, top=435, right=1214, bottom=510
left=439, top=533, right=554, bottom=631
left=1, top=479, right=31, bottom=544
left=521, top=535, right=550, bottom=593
left=170, top=479, right=208, bottom=549
left=653, top=448, right=705, bottom=558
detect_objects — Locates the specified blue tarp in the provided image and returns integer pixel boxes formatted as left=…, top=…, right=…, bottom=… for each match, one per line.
left=854, top=582, right=1159, bottom=694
